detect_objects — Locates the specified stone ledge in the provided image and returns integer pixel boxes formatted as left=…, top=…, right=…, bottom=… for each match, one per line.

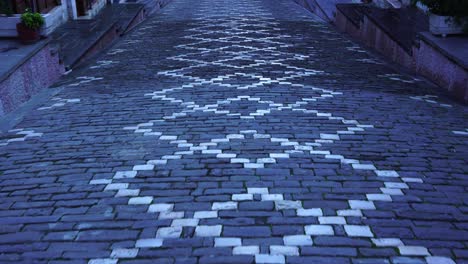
left=0, top=38, right=52, bottom=83
left=0, top=39, right=64, bottom=116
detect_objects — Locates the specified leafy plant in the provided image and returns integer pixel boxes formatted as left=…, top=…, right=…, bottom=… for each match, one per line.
left=20, top=9, right=44, bottom=30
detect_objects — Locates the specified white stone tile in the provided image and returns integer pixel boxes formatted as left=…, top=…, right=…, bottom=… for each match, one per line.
left=178, top=143, right=193, bottom=148
left=384, top=182, right=409, bottom=189
left=132, top=164, right=154, bottom=171
left=275, top=200, right=302, bottom=210
left=270, top=138, right=289, bottom=143
left=283, top=235, right=313, bottom=246
left=297, top=208, right=323, bottom=216
left=232, top=194, right=253, bottom=201
left=144, top=132, right=162, bottom=136
left=375, top=170, right=399, bottom=177
left=135, top=238, right=163, bottom=248
left=88, top=259, right=117, bottom=264
left=158, top=211, right=184, bottom=219
left=244, top=163, right=264, bottom=169
left=195, top=225, right=222, bottom=237
left=366, top=194, right=392, bottom=201
left=344, top=225, right=373, bottom=237
left=159, top=136, right=177, bottom=140
left=135, top=129, right=152, bottom=133
left=318, top=216, right=346, bottom=225
left=402, top=177, right=423, bottom=183
left=148, top=203, right=174, bottom=212
left=425, top=256, right=456, bottom=264
left=231, top=158, right=249, bottom=163
left=261, top=194, right=284, bottom=201
left=212, top=138, right=230, bottom=143
left=240, top=130, right=257, bottom=134
left=162, top=155, right=181, bottom=160
left=114, top=171, right=137, bottom=179
left=452, top=130, right=468, bottom=135
left=194, top=211, right=218, bottom=219
left=147, top=159, right=167, bottom=165
left=320, top=134, right=340, bottom=140
left=104, top=183, right=128, bottom=191
left=349, top=200, right=376, bottom=210
left=281, top=142, right=298, bottom=146
left=110, top=248, right=138, bottom=258
left=352, top=164, right=377, bottom=170
left=226, top=134, right=244, bottom=139
left=90, top=179, right=112, bottom=185
left=202, top=149, right=222, bottom=154
left=215, top=237, right=242, bottom=247
left=137, top=122, right=152, bottom=127
left=156, top=226, right=182, bottom=238
left=217, top=153, right=237, bottom=158
left=398, top=246, right=430, bottom=256
left=270, top=153, right=289, bottom=158
left=171, top=218, right=199, bottom=227
left=212, top=201, right=237, bottom=210
left=255, top=254, right=285, bottom=264
left=233, top=246, right=259, bottom=255
left=247, top=188, right=269, bottom=194
left=174, top=151, right=193, bottom=155
left=380, top=188, right=404, bottom=195
left=341, top=159, right=359, bottom=164
left=116, top=189, right=140, bottom=197
left=325, top=154, right=344, bottom=160
left=337, top=209, right=362, bottom=217
left=270, top=245, right=299, bottom=256
left=371, top=238, right=403, bottom=247
left=128, top=196, right=153, bottom=205
left=257, top=158, right=276, bottom=164
left=254, top=134, right=271, bottom=139
left=305, top=225, right=334, bottom=235
left=7, top=138, right=25, bottom=142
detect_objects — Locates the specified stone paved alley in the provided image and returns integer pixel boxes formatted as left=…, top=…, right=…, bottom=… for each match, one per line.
left=0, top=0, right=467, bottom=263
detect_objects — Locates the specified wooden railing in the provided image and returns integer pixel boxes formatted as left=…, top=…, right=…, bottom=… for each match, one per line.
left=9, top=0, right=60, bottom=14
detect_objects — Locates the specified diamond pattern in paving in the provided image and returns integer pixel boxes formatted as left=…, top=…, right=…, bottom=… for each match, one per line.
left=0, top=0, right=466, bottom=263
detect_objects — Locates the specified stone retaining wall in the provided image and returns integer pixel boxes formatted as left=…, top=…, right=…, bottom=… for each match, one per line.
left=0, top=43, right=64, bottom=116
left=415, top=40, right=468, bottom=103
left=335, top=7, right=468, bottom=104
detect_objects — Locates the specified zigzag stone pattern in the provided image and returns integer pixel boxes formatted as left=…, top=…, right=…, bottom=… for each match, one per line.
left=0, top=0, right=466, bottom=263
left=0, top=129, right=43, bottom=146
left=85, top=0, right=459, bottom=263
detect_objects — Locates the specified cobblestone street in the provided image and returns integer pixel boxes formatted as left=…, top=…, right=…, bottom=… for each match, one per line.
left=0, top=0, right=467, bottom=263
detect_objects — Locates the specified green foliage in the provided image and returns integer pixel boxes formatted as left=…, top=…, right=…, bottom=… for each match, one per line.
left=20, top=9, right=44, bottom=30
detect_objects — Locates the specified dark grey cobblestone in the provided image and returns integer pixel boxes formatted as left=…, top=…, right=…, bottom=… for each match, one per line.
left=0, top=0, right=467, bottom=262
